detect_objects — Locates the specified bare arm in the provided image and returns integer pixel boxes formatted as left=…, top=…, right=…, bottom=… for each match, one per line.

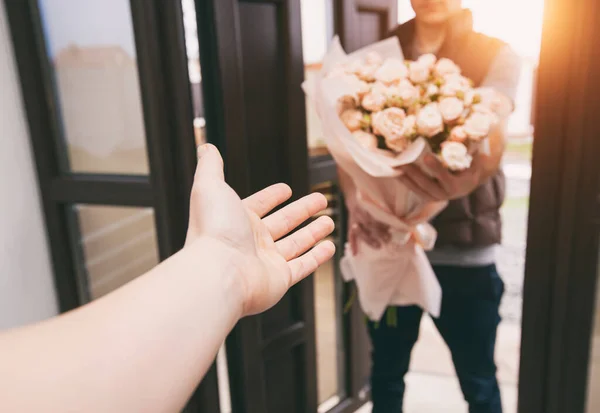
left=0, top=145, right=335, bottom=413
left=0, top=241, right=243, bottom=413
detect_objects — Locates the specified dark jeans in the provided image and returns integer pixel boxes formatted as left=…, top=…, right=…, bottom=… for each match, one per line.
left=368, top=264, right=505, bottom=413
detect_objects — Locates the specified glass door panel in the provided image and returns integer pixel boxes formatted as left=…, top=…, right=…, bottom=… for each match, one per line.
left=38, top=0, right=150, bottom=175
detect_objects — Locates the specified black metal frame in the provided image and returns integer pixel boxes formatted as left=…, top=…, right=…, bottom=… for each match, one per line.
left=519, top=0, right=600, bottom=411
left=4, top=0, right=220, bottom=411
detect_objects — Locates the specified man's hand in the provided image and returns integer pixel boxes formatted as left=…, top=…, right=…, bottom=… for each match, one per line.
left=397, top=152, right=486, bottom=202
left=348, top=204, right=391, bottom=255
left=186, top=144, right=336, bottom=316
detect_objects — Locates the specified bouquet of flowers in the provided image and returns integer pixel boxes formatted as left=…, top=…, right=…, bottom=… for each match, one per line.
left=303, top=37, right=504, bottom=320
left=331, top=47, right=499, bottom=172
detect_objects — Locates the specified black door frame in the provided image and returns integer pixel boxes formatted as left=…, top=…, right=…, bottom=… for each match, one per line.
left=196, top=1, right=319, bottom=411
left=518, top=0, right=600, bottom=411
left=3, top=0, right=220, bottom=411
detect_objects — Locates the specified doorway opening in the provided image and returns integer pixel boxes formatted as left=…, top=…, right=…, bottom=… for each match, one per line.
left=300, top=0, right=546, bottom=412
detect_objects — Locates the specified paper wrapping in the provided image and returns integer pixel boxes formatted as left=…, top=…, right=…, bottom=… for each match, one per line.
left=303, top=36, right=448, bottom=320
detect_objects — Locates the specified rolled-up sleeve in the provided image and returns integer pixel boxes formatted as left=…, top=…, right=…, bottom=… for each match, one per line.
left=481, top=45, right=522, bottom=104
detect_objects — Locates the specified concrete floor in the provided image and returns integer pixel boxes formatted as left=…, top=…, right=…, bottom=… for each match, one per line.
left=354, top=373, right=517, bottom=413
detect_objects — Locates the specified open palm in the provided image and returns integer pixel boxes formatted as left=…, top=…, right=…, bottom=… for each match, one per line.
left=186, top=145, right=335, bottom=316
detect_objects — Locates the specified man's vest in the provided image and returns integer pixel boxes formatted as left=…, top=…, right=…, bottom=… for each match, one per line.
left=391, top=10, right=506, bottom=247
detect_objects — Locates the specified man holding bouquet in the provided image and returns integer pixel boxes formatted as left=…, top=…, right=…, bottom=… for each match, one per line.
left=339, top=1, right=521, bottom=412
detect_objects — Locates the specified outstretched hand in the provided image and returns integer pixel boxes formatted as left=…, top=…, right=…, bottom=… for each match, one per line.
left=186, top=144, right=336, bottom=316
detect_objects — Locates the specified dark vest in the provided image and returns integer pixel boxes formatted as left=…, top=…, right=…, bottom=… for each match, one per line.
left=391, top=10, right=506, bottom=247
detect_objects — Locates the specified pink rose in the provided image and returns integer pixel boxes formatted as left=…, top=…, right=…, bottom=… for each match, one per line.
left=374, top=58, right=409, bottom=84
left=356, top=63, right=379, bottom=82
left=471, top=104, right=499, bottom=126
left=370, top=81, right=389, bottom=94
left=337, top=74, right=371, bottom=99
left=475, top=87, right=499, bottom=107
left=449, top=126, right=468, bottom=143
left=385, top=135, right=409, bottom=153
left=463, top=111, right=494, bottom=140
left=417, top=53, right=437, bottom=69
left=409, top=61, right=431, bottom=84
left=440, top=141, right=472, bottom=171
left=353, top=130, right=379, bottom=150
left=365, top=52, right=384, bottom=66
left=345, top=59, right=379, bottom=82
left=361, top=91, right=387, bottom=112
left=435, top=58, right=461, bottom=77
left=340, top=109, right=365, bottom=132
left=416, top=103, right=444, bottom=137
left=399, top=114, right=417, bottom=138
left=439, top=97, right=465, bottom=122
left=464, top=89, right=481, bottom=106
left=372, top=107, right=406, bottom=142
left=356, top=80, right=371, bottom=97
left=426, top=84, right=440, bottom=97
left=387, top=79, right=420, bottom=107
left=336, top=95, right=357, bottom=115
left=440, top=74, right=470, bottom=97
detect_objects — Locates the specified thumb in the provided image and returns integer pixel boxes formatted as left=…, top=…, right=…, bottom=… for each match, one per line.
left=195, top=144, right=225, bottom=183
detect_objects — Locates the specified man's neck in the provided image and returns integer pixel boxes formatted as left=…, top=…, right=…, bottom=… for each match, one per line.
left=414, top=21, right=447, bottom=54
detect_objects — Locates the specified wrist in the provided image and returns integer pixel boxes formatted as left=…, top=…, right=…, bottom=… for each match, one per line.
left=183, top=236, right=246, bottom=321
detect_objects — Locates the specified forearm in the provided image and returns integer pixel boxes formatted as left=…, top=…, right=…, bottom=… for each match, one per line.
left=0, top=238, right=243, bottom=413
left=479, top=122, right=507, bottom=183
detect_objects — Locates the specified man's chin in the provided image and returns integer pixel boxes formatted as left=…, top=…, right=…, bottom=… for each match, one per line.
left=416, top=12, right=450, bottom=26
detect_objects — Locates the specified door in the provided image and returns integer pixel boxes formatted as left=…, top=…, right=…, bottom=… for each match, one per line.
left=196, top=1, right=317, bottom=412
left=519, top=0, right=600, bottom=410
left=4, top=0, right=219, bottom=411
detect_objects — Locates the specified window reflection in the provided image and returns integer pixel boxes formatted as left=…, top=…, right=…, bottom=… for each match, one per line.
left=39, top=0, right=150, bottom=175
left=69, top=205, right=159, bottom=300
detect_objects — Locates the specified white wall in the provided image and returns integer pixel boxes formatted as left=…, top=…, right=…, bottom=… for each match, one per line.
left=0, top=2, right=58, bottom=329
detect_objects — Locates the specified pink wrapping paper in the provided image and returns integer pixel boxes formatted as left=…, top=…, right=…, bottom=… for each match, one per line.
left=303, top=36, right=448, bottom=320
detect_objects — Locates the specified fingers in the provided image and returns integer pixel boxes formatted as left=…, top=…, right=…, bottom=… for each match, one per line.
left=263, top=193, right=328, bottom=241
left=349, top=223, right=386, bottom=255
left=358, top=223, right=383, bottom=249
left=398, top=173, right=436, bottom=202
left=243, top=184, right=292, bottom=218
left=399, top=164, right=447, bottom=201
left=352, top=206, right=389, bottom=239
left=288, top=240, right=336, bottom=286
left=373, top=223, right=392, bottom=243
left=195, top=144, right=224, bottom=182
left=276, top=216, right=334, bottom=261
left=423, top=154, right=454, bottom=191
